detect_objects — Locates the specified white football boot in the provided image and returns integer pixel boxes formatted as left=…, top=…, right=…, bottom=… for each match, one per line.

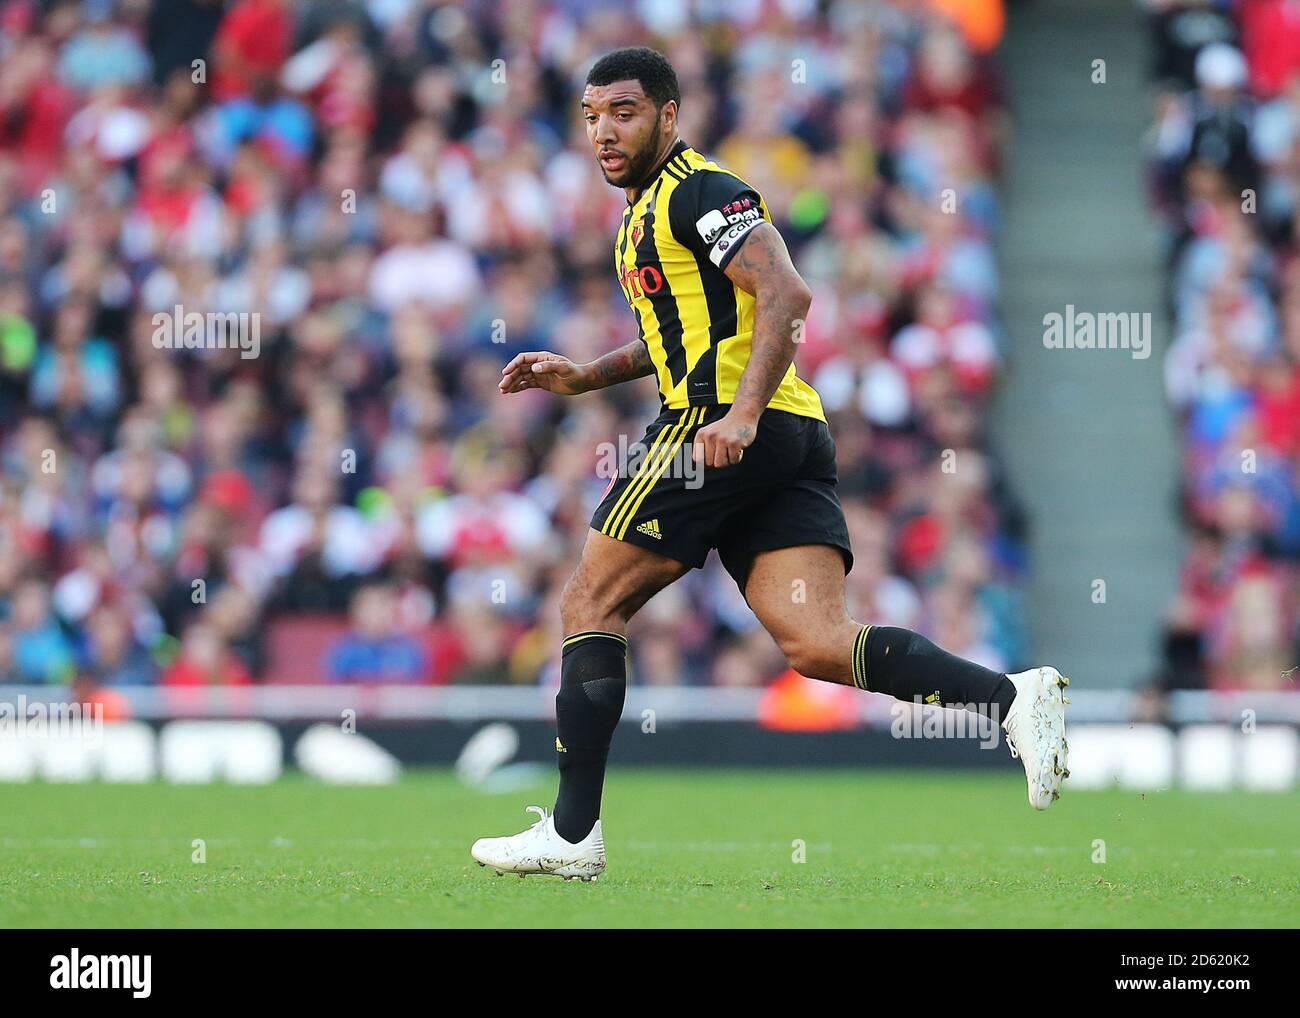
left=471, top=806, right=605, bottom=881
left=1001, top=666, right=1071, bottom=810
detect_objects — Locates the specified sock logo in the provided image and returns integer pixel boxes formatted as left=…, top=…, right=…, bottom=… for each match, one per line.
left=635, top=518, right=662, bottom=540
left=555, top=737, right=567, bottom=753
left=924, top=690, right=942, bottom=705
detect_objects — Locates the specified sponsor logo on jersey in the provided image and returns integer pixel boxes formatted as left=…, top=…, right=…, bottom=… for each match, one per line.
left=618, top=262, right=663, bottom=300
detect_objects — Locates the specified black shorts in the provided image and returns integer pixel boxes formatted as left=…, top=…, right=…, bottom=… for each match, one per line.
left=590, top=404, right=853, bottom=589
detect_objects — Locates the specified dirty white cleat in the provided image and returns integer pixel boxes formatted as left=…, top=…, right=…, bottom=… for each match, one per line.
left=470, top=806, right=605, bottom=881
left=1001, top=666, right=1070, bottom=810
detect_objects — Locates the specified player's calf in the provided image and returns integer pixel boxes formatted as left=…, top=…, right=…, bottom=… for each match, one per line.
left=781, top=621, right=1071, bottom=811
left=549, top=531, right=686, bottom=843
left=774, top=620, right=1015, bottom=721
left=552, top=630, right=627, bottom=843
left=743, top=545, right=1069, bottom=808
left=471, top=534, right=686, bottom=870
left=851, top=625, right=1018, bottom=723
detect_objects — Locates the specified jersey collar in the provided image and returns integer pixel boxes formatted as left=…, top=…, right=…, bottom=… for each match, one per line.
left=627, top=138, right=689, bottom=206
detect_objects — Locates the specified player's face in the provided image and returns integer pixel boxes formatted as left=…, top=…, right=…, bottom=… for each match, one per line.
left=581, top=80, right=675, bottom=189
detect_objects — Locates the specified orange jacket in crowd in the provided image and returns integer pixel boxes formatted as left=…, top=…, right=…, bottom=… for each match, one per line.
left=931, top=0, right=1004, bottom=53
left=758, top=669, right=861, bottom=731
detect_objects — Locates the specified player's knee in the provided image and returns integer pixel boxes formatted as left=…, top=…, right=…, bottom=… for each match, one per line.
left=777, top=633, right=840, bottom=682
left=558, top=578, right=597, bottom=632
left=559, top=572, right=620, bottom=632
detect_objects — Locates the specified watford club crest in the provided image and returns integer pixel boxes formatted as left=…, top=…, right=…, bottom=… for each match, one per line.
left=630, top=217, right=645, bottom=247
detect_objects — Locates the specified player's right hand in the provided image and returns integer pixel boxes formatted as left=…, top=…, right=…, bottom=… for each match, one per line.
left=499, top=351, right=592, bottom=395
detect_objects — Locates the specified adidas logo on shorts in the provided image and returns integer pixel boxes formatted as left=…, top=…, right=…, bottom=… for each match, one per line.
left=635, top=519, right=662, bottom=540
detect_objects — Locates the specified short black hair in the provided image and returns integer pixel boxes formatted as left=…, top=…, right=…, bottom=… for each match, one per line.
left=585, top=47, right=681, bottom=110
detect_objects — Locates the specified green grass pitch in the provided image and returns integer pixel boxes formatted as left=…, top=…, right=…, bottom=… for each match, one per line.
left=1, top=769, right=1296, bottom=927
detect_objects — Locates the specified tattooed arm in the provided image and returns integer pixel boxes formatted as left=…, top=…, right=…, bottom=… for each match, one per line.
left=499, top=340, right=654, bottom=395
left=586, top=339, right=656, bottom=390
left=692, top=222, right=812, bottom=467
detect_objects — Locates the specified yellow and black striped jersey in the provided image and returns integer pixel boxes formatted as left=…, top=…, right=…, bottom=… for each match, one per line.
left=613, top=139, right=825, bottom=422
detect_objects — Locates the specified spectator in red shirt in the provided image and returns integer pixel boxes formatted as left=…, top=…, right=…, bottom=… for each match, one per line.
left=211, top=0, right=295, bottom=102
left=0, top=38, right=77, bottom=190
left=1236, top=0, right=1300, bottom=98
left=162, top=620, right=251, bottom=686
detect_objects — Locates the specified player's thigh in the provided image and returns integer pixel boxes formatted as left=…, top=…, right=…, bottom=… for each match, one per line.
left=743, top=543, right=854, bottom=671
left=560, top=528, right=690, bottom=631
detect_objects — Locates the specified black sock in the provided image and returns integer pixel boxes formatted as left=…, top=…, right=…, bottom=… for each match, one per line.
left=854, top=625, right=1017, bottom=721
left=552, top=631, right=627, bottom=843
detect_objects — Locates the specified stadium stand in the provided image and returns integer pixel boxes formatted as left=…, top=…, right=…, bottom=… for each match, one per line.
left=0, top=0, right=1028, bottom=689
left=1146, top=0, right=1300, bottom=692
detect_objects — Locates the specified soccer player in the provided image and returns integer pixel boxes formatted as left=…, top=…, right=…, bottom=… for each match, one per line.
left=471, top=48, right=1068, bottom=881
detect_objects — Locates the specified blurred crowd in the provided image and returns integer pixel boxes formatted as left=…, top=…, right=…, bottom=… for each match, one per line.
left=1147, top=0, right=1300, bottom=691
left=0, top=0, right=1027, bottom=688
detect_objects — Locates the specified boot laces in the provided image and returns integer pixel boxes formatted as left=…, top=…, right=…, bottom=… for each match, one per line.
left=525, top=805, right=549, bottom=829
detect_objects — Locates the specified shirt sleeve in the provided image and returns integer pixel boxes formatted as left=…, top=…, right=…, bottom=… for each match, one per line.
left=668, top=168, right=769, bottom=270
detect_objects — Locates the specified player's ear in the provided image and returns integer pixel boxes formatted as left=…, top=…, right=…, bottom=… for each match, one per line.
left=659, top=99, right=678, bottom=135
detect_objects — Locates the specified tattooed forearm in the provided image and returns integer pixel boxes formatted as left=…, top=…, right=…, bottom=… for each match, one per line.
left=723, top=223, right=812, bottom=422
left=586, top=339, right=656, bottom=391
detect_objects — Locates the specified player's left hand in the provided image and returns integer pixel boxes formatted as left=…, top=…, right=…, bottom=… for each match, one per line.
left=693, top=411, right=757, bottom=468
